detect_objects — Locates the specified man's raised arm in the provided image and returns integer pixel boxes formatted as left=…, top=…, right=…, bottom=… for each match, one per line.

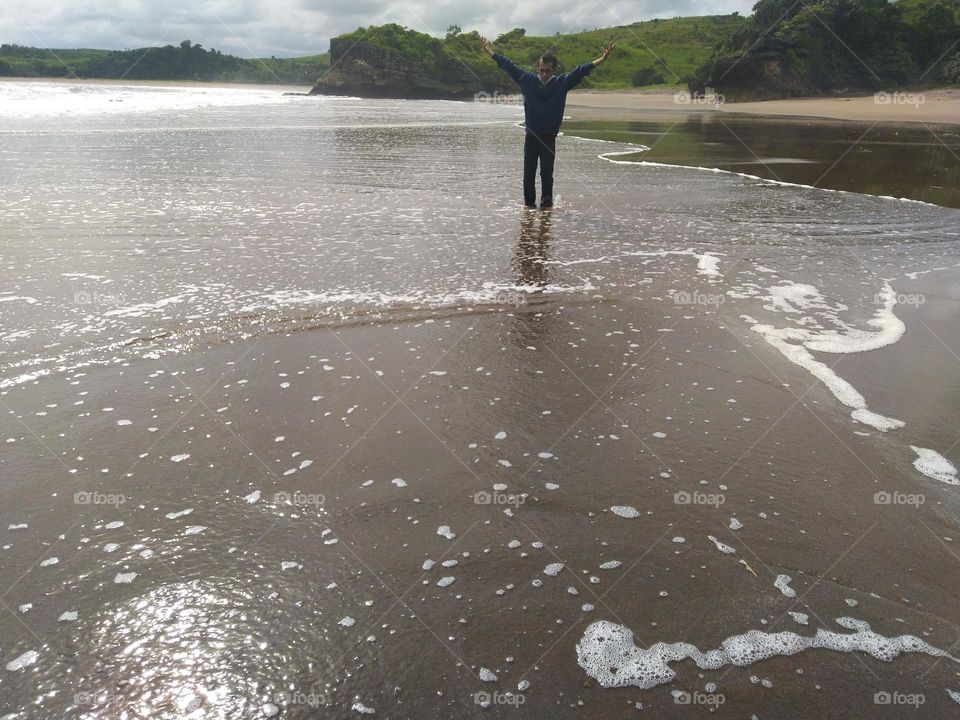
left=481, top=36, right=529, bottom=85
left=565, top=41, right=617, bottom=89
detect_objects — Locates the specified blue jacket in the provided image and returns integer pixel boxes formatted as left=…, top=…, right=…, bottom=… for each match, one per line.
left=493, top=52, right=594, bottom=136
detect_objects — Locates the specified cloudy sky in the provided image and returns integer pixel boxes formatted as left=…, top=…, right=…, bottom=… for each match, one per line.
left=2, top=0, right=756, bottom=57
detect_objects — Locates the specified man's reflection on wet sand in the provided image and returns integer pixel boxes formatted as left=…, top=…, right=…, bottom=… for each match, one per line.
left=512, top=209, right=552, bottom=288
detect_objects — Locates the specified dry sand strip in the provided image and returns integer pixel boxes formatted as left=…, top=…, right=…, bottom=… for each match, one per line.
left=566, top=88, right=960, bottom=125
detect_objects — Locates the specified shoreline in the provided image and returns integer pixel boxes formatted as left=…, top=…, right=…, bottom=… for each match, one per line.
left=0, top=76, right=308, bottom=94
left=566, top=88, right=960, bottom=126
left=4, top=77, right=958, bottom=125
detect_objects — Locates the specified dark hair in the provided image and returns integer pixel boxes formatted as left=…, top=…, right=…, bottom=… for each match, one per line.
left=538, top=53, right=558, bottom=68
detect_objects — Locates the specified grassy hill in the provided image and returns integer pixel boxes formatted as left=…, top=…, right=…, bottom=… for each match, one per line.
left=0, top=15, right=743, bottom=89
left=338, top=16, right=746, bottom=91
left=485, top=16, right=746, bottom=88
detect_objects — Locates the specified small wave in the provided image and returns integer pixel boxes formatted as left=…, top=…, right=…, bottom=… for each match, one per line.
left=598, top=154, right=943, bottom=207
left=0, top=282, right=598, bottom=390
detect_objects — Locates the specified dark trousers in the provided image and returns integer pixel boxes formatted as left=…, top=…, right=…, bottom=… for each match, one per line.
left=523, top=131, right=557, bottom=207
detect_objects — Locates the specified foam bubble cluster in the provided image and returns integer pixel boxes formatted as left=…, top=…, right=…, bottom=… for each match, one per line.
left=576, top=620, right=953, bottom=690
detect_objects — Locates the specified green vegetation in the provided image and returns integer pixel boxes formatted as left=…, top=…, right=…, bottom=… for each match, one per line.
left=489, top=16, right=745, bottom=88
left=3, top=3, right=955, bottom=97
left=0, top=41, right=329, bottom=84
left=694, top=0, right=960, bottom=96
left=0, top=15, right=743, bottom=89
left=340, top=16, right=746, bottom=90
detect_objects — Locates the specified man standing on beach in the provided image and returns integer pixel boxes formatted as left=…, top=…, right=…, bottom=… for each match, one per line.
left=481, top=37, right=616, bottom=209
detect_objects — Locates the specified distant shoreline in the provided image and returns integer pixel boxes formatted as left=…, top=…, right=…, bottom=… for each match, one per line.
left=566, top=88, right=960, bottom=126
left=4, top=76, right=958, bottom=126
left=0, top=76, right=309, bottom=94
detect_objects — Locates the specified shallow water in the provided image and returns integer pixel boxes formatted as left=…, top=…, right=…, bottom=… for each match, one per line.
left=564, top=115, right=960, bottom=208
left=1, top=81, right=960, bottom=719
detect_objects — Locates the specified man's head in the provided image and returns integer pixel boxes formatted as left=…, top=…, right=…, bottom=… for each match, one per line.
left=537, top=54, right=558, bottom=81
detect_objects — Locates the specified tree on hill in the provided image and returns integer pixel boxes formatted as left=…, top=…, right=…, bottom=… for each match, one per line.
left=694, top=0, right=960, bottom=99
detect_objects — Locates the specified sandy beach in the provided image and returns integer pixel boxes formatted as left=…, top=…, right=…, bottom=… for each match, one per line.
left=567, top=88, right=960, bottom=125
left=2, top=80, right=959, bottom=719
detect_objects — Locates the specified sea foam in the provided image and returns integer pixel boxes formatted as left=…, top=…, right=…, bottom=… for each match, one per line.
left=576, top=619, right=953, bottom=690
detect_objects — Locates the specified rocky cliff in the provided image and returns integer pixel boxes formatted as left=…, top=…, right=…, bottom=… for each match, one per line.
left=698, top=39, right=820, bottom=101
left=309, top=38, right=508, bottom=99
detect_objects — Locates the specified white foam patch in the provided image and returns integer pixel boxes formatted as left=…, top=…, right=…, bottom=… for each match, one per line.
left=910, top=446, right=960, bottom=485
left=576, top=619, right=953, bottom=690
left=707, top=535, right=736, bottom=555
left=544, top=563, right=564, bottom=576
left=851, top=409, right=904, bottom=431
left=611, top=506, right=640, bottom=518
left=744, top=282, right=905, bottom=431
left=774, top=575, right=797, bottom=598
left=621, top=249, right=723, bottom=280
left=5, top=650, right=39, bottom=671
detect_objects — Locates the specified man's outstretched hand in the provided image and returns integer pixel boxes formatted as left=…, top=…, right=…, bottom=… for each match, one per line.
left=480, top=36, right=493, bottom=56
left=592, top=41, right=617, bottom=66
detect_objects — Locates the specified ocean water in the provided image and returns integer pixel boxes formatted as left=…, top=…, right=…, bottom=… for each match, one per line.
left=1, top=80, right=960, bottom=719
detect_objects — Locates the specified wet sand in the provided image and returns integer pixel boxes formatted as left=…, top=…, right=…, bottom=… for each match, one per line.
left=3, top=285, right=960, bottom=717
left=2, top=83, right=960, bottom=718
left=567, top=88, right=960, bottom=126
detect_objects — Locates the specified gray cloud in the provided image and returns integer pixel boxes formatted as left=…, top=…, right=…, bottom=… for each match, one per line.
left=2, top=0, right=755, bottom=57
